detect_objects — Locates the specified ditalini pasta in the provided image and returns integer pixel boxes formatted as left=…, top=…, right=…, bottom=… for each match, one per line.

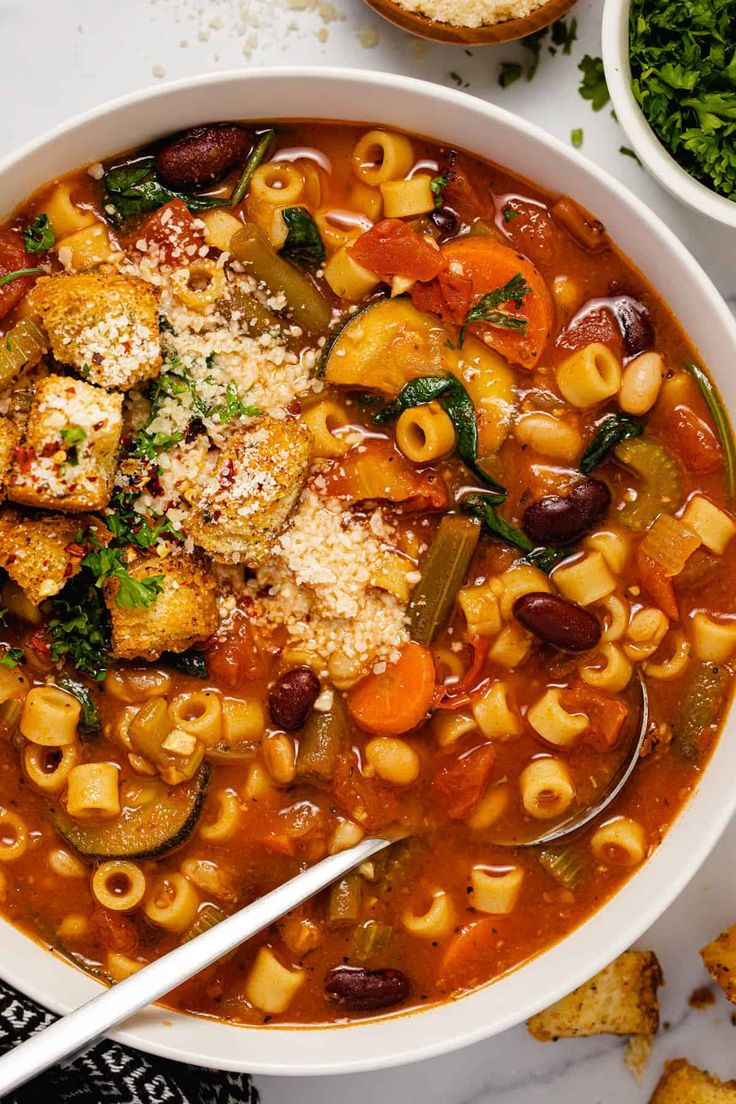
left=0, top=118, right=731, bottom=1027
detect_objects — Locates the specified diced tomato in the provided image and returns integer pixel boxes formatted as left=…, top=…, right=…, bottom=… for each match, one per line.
left=205, top=612, right=272, bottom=686
left=500, top=198, right=557, bottom=267
left=133, top=199, right=204, bottom=265
left=440, top=155, right=488, bottom=223
left=433, top=635, right=489, bottom=710
left=332, top=752, right=399, bottom=831
left=26, top=625, right=51, bottom=658
left=410, top=237, right=553, bottom=370
left=319, top=439, right=448, bottom=512
left=410, top=268, right=473, bottom=322
left=636, top=546, right=679, bottom=620
left=89, top=908, right=138, bottom=954
left=439, top=917, right=498, bottom=988
left=430, top=741, right=495, bottom=819
left=560, top=681, right=629, bottom=750
left=0, top=229, right=36, bottom=321
left=667, top=405, right=723, bottom=474
left=349, top=219, right=446, bottom=283
left=556, top=302, right=623, bottom=355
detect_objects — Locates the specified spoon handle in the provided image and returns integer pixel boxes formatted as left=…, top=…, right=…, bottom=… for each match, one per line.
left=0, top=835, right=392, bottom=1097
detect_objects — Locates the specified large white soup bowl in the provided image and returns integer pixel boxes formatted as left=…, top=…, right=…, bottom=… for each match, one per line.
left=1, top=68, right=735, bottom=1076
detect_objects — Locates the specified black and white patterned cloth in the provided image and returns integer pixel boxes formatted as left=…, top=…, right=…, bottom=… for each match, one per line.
left=0, top=980, right=259, bottom=1104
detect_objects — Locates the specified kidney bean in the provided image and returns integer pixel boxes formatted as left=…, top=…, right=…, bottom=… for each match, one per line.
left=268, top=666, right=320, bottom=731
left=611, top=296, right=653, bottom=359
left=155, top=124, right=252, bottom=191
left=429, top=206, right=459, bottom=238
left=523, top=479, right=611, bottom=547
left=513, top=592, right=601, bottom=652
left=325, top=965, right=411, bottom=1011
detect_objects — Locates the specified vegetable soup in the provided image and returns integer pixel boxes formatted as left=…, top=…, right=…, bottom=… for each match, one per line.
left=0, top=119, right=732, bottom=1025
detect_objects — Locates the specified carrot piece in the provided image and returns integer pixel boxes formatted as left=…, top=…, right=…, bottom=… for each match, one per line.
left=430, top=741, right=495, bottom=819
left=636, top=546, right=679, bottom=620
left=319, top=439, right=448, bottom=512
left=349, top=219, right=446, bottom=283
left=411, top=236, right=553, bottom=370
left=347, top=643, right=436, bottom=736
left=560, top=681, right=629, bottom=750
left=439, top=917, right=498, bottom=988
left=667, top=406, right=723, bottom=474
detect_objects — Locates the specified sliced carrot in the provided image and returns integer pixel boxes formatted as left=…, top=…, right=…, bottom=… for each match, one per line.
left=560, top=681, right=629, bottom=750
left=636, top=546, right=679, bottom=620
left=430, top=741, right=495, bottom=819
left=667, top=405, right=723, bottom=474
left=438, top=917, right=498, bottom=988
left=349, top=219, right=446, bottom=283
left=319, top=439, right=448, bottom=512
left=347, top=643, right=436, bottom=736
left=411, top=236, right=553, bottom=370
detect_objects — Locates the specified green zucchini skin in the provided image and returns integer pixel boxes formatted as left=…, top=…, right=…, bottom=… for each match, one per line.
left=52, top=764, right=209, bottom=861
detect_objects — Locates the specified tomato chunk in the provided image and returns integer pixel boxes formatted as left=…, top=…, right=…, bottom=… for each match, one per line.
left=560, top=681, right=629, bottom=750
left=668, top=405, right=723, bottom=474
left=332, top=751, right=400, bottom=830
left=636, top=546, right=679, bottom=620
left=348, top=643, right=436, bottom=736
left=0, top=229, right=36, bottom=321
left=350, top=219, right=446, bottom=283
left=205, top=611, right=272, bottom=686
left=319, top=439, right=448, bottom=512
left=430, top=741, right=495, bottom=819
left=411, top=237, right=552, bottom=370
left=133, top=198, right=204, bottom=265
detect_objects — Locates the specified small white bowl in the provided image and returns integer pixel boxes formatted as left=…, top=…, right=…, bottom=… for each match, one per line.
left=602, top=0, right=736, bottom=228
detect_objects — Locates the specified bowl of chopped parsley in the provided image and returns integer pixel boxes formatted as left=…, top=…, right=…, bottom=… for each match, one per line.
left=602, top=0, right=736, bottom=227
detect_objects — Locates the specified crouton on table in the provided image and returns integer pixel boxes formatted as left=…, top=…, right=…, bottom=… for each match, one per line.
left=188, top=415, right=312, bottom=567
left=5, top=374, right=122, bottom=512
left=0, top=507, right=105, bottom=605
left=527, top=950, right=662, bottom=1040
left=105, top=551, right=218, bottom=661
left=701, top=924, right=736, bottom=1004
left=32, top=265, right=161, bottom=391
left=650, top=1059, right=736, bottom=1103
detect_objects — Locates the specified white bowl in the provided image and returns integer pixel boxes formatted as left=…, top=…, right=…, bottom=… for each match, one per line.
left=602, top=0, right=736, bottom=228
left=2, top=68, right=736, bottom=1076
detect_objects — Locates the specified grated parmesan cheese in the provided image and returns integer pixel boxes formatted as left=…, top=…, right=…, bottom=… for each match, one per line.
left=391, top=0, right=546, bottom=28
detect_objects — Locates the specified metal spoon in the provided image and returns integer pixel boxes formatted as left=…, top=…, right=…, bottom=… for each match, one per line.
left=0, top=676, right=649, bottom=1094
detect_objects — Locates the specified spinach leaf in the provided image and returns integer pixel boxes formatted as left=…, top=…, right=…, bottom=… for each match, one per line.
left=24, top=214, right=55, bottom=253
left=458, top=273, right=531, bottom=348
left=280, top=208, right=325, bottom=267
left=0, top=647, right=24, bottom=669
left=55, top=676, right=101, bottom=738
left=162, top=649, right=208, bottom=679
left=103, top=157, right=228, bottom=227
left=375, top=374, right=507, bottom=501
left=579, top=413, right=644, bottom=474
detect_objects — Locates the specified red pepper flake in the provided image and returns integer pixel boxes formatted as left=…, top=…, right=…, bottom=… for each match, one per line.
left=13, top=446, right=35, bottom=474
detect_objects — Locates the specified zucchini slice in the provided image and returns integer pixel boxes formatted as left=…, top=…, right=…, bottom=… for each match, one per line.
left=320, top=297, right=514, bottom=454
left=53, top=765, right=209, bottom=860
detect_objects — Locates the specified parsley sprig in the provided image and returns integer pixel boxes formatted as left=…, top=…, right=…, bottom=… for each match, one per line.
left=23, top=214, right=55, bottom=254
left=458, top=272, right=531, bottom=348
left=81, top=537, right=164, bottom=609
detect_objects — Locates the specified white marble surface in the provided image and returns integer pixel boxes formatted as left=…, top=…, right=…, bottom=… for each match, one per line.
left=2, top=0, right=736, bottom=1099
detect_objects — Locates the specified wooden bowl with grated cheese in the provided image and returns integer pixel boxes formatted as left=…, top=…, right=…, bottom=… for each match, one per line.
left=362, top=0, right=577, bottom=44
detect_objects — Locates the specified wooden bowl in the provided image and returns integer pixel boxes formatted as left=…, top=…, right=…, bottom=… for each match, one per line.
left=362, top=0, right=577, bottom=44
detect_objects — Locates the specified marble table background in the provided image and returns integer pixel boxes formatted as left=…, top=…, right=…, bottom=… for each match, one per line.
left=1, top=0, right=735, bottom=1098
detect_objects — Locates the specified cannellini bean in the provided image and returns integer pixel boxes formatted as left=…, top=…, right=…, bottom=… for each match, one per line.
left=619, top=352, right=664, bottom=415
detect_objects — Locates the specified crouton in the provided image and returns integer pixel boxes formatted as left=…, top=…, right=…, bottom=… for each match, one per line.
left=32, top=265, right=161, bottom=390
left=0, top=418, right=18, bottom=501
left=0, top=507, right=105, bottom=605
left=527, top=951, right=662, bottom=1040
left=701, top=924, right=736, bottom=1004
left=649, top=1059, right=736, bottom=1103
left=6, top=374, right=122, bottom=512
left=188, top=415, right=312, bottom=567
left=106, top=551, right=218, bottom=661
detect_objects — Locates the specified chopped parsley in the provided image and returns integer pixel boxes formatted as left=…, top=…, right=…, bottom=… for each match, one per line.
left=458, top=272, right=531, bottom=348
left=498, top=17, right=578, bottom=88
left=620, top=145, right=642, bottom=165
left=59, top=424, right=87, bottom=466
left=630, top=0, right=736, bottom=200
left=449, top=71, right=469, bottom=88
left=503, top=205, right=520, bottom=222
left=213, top=381, right=259, bottom=425
left=499, top=63, right=522, bottom=89
left=81, top=537, right=164, bottom=609
left=23, top=214, right=55, bottom=253
left=578, top=55, right=611, bottom=112
left=0, top=268, right=42, bottom=288
left=429, top=173, right=450, bottom=209
left=551, top=15, right=577, bottom=54
left=49, top=576, right=110, bottom=681
left=571, top=128, right=584, bottom=148
left=0, top=647, right=24, bottom=669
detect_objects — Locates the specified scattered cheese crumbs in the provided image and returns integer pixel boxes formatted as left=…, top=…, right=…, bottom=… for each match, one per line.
left=252, top=490, right=409, bottom=675
left=152, top=64, right=167, bottom=78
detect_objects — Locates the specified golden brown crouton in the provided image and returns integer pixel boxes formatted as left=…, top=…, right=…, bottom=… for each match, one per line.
left=188, top=415, right=312, bottom=567
left=527, top=951, right=662, bottom=1040
left=701, top=924, right=736, bottom=1004
left=32, top=265, right=161, bottom=390
left=0, top=508, right=104, bottom=605
left=649, top=1059, right=736, bottom=1103
left=5, top=374, right=122, bottom=512
left=0, top=418, right=18, bottom=502
left=106, top=551, right=218, bottom=661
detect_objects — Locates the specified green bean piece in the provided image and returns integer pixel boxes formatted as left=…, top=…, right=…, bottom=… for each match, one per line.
left=295, top=695, right=348, bottom=783
left=614, top=437, right=683, bottom=531
left=538, top=846, right=587, bottom=890
left=686, top=360, right=736, bottom=501
left=229, top=223, right=332, bottom=334
left=0, top=316, right=47, bottom=388
left=328, top=874, right=362, bottom=927
left=221, top=283, right=285, bottom=341
left=673, top=662, right=730, bottom=762
left=230, top=130, right=274, bottom=208
left=352, top=921, right=393, bottom=963
left=407, top=515, right=481, bottom=644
